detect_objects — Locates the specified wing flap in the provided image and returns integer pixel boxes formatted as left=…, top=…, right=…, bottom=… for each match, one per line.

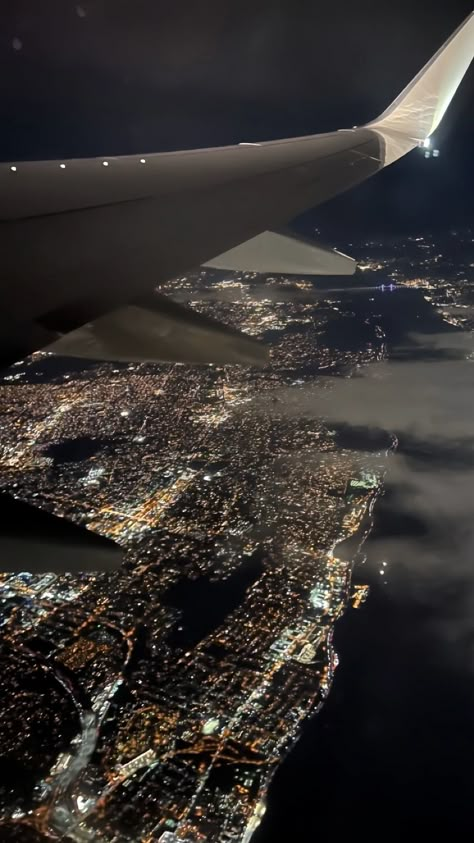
left=204, top=231, right=356, bottom=276
left=44, top=293, right=268, bottom=366
left=0, top=494, right=122, bottom=573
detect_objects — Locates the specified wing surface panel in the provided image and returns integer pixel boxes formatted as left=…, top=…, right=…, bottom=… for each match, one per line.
left=44, top=293, right=269, bottom=366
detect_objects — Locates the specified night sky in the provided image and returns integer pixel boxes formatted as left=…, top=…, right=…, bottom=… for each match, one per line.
left=2, top=1, right=473, bottom=237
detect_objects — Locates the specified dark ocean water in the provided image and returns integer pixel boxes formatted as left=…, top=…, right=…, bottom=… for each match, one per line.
left=255, top=476, right=474, bottom=839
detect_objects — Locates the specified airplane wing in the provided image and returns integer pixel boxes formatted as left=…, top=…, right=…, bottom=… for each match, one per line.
left=43, top=292, right=269, bottom=366
left=0, top=493, right=121, bottom=573
left=0, top=12, right=472, bottom=373
left=0, top=12, right=472, bottom=572
left=39, top=232, right=354, bottom=365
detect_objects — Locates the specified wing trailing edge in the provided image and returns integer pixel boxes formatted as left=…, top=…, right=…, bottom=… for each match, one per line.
left=0, top=494, right=122, bottom=572
left=44, top=293, right=269, bottom=366
left=205, top=231, right=356, bottom=276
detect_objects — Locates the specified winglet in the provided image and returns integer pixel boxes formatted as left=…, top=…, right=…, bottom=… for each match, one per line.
left=366, top=12, right=474, bottom=164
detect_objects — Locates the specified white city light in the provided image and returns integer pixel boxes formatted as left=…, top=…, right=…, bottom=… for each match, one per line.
left=102, top=160, right=109, bottom=167
left=10, top=165, right=17, bottom=172
left=60, top=163, right=66, bottom=169
left=140, top=158, right=146, bottom=164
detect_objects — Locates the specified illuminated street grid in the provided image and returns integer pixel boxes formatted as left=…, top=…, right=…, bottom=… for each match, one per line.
left=0, top=227, right=472, bottom=842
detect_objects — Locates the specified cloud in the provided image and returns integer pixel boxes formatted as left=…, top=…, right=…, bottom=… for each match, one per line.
left=399, top=330, right=474, bottom=356
left=366, top=478, right=474, bottom=671
left=302, top=329, right=474, bottom=668
left=251, top=346, right=474, bottom=448
left=245, top=326, right=474, bottom=666
left=324, top=359, right=474, bottom=442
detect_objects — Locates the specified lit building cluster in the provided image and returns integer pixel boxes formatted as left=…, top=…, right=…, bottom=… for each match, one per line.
left=1, top=231, right=470, bottom=840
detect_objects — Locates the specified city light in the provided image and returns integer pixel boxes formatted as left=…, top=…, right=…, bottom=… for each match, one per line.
left=1, top=225, right=472, bottom=839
